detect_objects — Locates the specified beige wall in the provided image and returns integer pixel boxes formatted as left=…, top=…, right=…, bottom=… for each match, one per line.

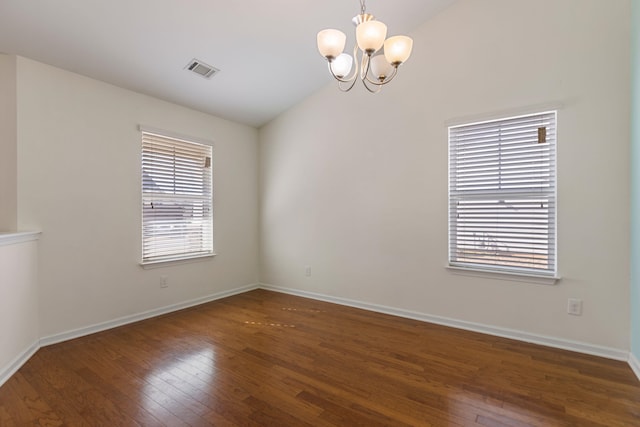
left=16, top=57, right=259, bottom=338
left=259, top=0, right=631, bottom=350
left=1, top=0, right=632, bottom=361
left=0, top=55, right=17, bottom=231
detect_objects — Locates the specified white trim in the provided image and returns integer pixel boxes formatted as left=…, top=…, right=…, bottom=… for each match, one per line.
left=0, top=231, right=41, bottom=247
left=629, top=352, right=640, bottom=382
left=444, top=102, right=564, bottom=128
left=0, top=340, right=39, bottom=388
left=138, top=125, right=214, bottom=147
left=140, top=253, right=216, bottom=269
left=446, top=265, right=560, bottom=285
left=40, top=284, right=259, bottom=346
left=259, top=283, right=628, bottom=361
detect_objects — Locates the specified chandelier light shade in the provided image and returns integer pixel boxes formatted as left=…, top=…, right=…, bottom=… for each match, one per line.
left=370, top=54, right=393, bottom=81
left=316, top=0, right=414, bottom=93
left=355, top=21, right=387, bottom=54
left=317, top=29, right=347, bottom=60
left=332, top=53, right=354, bottom=78
left=384, top=36, right=413, bottom=65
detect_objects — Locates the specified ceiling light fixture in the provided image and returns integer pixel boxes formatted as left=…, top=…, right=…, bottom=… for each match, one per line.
left=316, top=0, right=413, bottom=93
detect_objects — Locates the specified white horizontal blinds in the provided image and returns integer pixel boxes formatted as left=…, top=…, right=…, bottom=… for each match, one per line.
left=449, top=111, right=556, bottom=275
left=142, top=132, right=213, bottom=263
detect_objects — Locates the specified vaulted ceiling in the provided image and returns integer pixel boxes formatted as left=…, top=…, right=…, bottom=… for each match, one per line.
left=0, top=0, right=456, bottom=127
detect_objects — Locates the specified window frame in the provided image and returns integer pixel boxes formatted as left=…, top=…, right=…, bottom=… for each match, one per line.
left=140, top=126, right=214, bottom=266
left=447, top=111, right=558, bottom=282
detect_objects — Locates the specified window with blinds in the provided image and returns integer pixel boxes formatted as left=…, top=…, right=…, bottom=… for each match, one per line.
left=448, top=111, right=556, bottom=276
left=141, top=130, right=213, bottom=264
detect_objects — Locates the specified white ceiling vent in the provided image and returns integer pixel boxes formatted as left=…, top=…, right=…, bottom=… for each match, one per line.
left=185, top=59, right=219, bottom=79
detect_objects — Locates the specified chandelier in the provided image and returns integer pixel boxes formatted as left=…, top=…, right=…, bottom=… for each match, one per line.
left=316, top=0, right=413, bottom=93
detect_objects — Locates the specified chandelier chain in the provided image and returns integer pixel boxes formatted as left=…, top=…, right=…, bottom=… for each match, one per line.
left=360, top=0, right=366, bottom=15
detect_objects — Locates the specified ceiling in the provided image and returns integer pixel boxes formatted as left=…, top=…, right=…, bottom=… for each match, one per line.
left=0, top=0, right=456, bottom=128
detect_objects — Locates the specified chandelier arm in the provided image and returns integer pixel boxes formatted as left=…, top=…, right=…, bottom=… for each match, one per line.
left=327, top=43, right=362, bottom=89
left=357, top=49, right=383, bottom=93
left=361, top=79, right=382, bottom=93
left=334, top=44, right=363, bottom=92
left=363, top=65, right=399, bottom=86
left=338, top=78, right=359, bottom=92
left=354, top=43, right=362, bottom=78
left=359, top=51, right=371, bottom=81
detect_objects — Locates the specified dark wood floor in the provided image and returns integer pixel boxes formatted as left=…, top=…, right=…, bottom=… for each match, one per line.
left=1, top=289, right=639, bottom=426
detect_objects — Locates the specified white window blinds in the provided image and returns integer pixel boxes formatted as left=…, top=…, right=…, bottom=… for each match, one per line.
left=141, top=130, right=213, bottom=264
left=448, top=111, right=557, bottom=276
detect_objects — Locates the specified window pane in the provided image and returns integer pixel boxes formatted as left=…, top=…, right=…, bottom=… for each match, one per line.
left=448, top=112, right=556, bottom=276
left=141, top=131, right=213, bottom=263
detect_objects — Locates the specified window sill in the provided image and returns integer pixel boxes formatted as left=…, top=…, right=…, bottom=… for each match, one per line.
left=140, top=253, right=216, bottom=269
left=446, top=265, right=560, bottom=285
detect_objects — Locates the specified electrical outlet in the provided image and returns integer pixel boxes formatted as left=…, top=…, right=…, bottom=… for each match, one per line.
left=305, top=266, right=311, bottom=277
left=160, top=276, right=168, bottom=288
left=567, top=298, right=582, bottom=316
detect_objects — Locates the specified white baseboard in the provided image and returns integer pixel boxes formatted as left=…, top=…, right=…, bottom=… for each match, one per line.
left=0, top=340, right=40, bottom=388
left=259, top=283, right=629, bottom=362
left=629, top=352, right=640, bottom=381
left=40, top=283, right=259, bottom=346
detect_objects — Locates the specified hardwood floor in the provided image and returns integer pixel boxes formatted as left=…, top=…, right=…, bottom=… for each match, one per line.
left=1, top=289, right=639, bottom=426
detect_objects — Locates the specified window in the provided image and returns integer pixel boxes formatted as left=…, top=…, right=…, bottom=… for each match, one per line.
left=141, top=129, right=213, bottom=264
left=448, top=111, right=557, bottom=277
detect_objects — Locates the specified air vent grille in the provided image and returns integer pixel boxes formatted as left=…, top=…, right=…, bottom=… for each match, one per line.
left=185, top=59, right=219, bottom=79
